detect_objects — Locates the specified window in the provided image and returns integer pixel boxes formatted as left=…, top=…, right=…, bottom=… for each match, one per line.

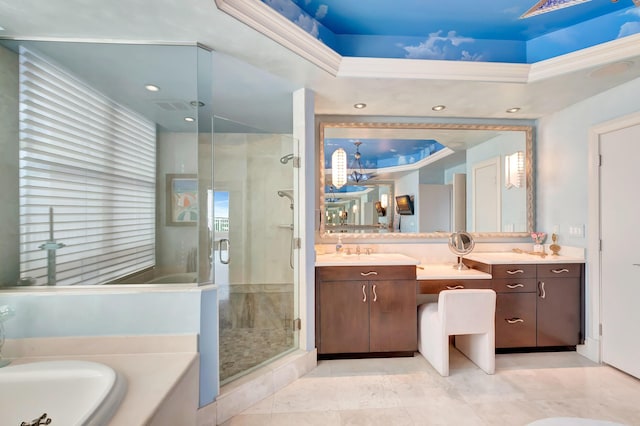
left=19, top=47, right=156, bottom=285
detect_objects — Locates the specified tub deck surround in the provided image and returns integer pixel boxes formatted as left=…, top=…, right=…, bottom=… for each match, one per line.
left=3, top=335, right=199, bottom=426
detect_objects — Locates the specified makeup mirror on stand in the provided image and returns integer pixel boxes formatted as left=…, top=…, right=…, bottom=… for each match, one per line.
left=449, top=231, right=475, bottom=270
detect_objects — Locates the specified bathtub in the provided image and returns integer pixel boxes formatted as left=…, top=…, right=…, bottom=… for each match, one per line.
left=146, top=272, right=198, bottom=284
left=109, top=271, right=198, bottom=285
left=0, top=360, right=126, bottom=426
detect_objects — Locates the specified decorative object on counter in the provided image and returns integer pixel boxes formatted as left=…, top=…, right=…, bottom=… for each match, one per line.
left=549, top=233, right=561, bottom=256
left=512, top=247, right=547, bottom=258
left=335, top=235, right=343, bottom=254
left=531, top=232, right=547, bottom=253
left=0, top=305, right=16, bottom=367
left=448, top=231, right=475, bottom=270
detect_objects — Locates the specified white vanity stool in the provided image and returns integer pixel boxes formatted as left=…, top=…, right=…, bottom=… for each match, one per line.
left=418, top=289, right=496, bottom=376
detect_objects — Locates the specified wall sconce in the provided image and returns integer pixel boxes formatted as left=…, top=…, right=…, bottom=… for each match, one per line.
left=505, top=151, right=524, bottom=189
left=380, top=193, right=389, bottom=209
left=331, top=148, right=347, bottom=189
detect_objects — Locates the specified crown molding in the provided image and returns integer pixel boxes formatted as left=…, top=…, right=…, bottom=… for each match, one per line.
left=338, top=57, right=531, bottom=83
left=214, top=0, right=341, bottom=75
left=529, top=33, right=640, bottom=82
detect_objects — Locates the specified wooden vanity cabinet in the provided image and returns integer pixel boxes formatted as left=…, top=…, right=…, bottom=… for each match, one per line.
left=315, top=265, right=417, bottom=356
left=490, top=262, right=584, bottom=349
left=492, top=264, right=537, bottom=349
left=417, top=279, right=491, bottom=294
left=536, top=263, right=583, bottom=347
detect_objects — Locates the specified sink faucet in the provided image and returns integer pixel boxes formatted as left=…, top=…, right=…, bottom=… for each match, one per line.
left=355, top=245, right=361, bottom=256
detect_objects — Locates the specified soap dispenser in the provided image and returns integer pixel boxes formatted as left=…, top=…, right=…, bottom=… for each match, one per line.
left=336, top=236, right=343, bottom=255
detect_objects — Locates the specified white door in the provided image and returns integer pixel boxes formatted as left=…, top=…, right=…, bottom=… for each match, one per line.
left=600, top=123, right=640, bottom=379
left=472, top=157, right=500, bottom=232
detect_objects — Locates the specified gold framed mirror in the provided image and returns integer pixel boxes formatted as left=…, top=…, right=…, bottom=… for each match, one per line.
left=318, top=121, right=534, bottom=239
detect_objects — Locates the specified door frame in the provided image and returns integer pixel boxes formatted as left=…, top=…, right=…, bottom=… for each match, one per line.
left=586, top=110, right=640, bottom=363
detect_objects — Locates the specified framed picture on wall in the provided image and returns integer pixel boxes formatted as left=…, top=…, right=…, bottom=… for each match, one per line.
left=166, top=174, right=198, bottom=226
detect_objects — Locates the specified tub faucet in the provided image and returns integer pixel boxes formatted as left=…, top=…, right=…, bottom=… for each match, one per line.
left=38, top=207, right=66, bottom=285
left=20, top=412, right=52, bottom=426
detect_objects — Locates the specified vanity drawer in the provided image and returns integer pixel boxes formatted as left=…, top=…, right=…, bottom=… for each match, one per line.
left=495, top=293, right=537, bottom=348
left=491, top=278, right=537, bottom=293
left=491, top=264, right=536, bottom=279
left=417, top=279, right=491, bottom=294
left=536, top=263, right=581, bottom=278
left=316, top=265, right=416, bottom=281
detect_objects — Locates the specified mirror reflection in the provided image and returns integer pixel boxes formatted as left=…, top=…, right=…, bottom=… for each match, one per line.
left=320, top=122, right=533, bottom=237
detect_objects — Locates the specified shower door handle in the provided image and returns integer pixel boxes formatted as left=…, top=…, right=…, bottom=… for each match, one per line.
left=219, top=238, right=230, bottom=264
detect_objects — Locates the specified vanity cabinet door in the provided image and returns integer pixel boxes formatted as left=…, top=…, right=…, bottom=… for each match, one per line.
left=369, top=280, right=417, bottom=352
left=317, top=280, right=370, bottom=354
left=536, top=277, right=581, bottom=346
left=495, top=293, right=537, bottom=348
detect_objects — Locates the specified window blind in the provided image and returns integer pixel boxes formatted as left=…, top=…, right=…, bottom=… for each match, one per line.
left=19, top=46, right=157, bottom=286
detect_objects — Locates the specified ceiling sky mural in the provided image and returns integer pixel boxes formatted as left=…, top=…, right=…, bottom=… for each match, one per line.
left=261, top=0, right=640, bottom=63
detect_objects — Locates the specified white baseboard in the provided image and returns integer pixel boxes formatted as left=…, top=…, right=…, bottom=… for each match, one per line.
left=577, top=337, right=600, bottom=363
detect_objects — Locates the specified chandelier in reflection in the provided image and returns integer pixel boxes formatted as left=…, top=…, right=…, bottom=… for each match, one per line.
left=347, top=141, right=375, bottom=184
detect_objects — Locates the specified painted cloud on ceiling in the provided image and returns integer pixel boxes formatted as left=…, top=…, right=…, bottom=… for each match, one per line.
left=618, top=8, right=640, bottom=38
left=402, top=31, right=482, bottom=61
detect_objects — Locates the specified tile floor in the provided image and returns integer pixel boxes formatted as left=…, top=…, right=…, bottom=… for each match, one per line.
left=221, top=349, right=640, bottom=426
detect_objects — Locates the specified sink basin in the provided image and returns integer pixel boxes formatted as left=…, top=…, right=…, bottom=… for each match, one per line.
left=316, top=252, right=419, bottom=266
left=0, top=360, right=126, bottom=426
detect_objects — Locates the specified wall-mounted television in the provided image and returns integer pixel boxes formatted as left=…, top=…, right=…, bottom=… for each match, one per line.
left=395, top=195, right=414, bottom=215
left=374, top=201, right=386, bottom=217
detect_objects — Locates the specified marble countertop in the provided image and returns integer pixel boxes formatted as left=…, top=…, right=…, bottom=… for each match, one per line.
left=416, top=263, right=491, bottom=280
left=465, top=252, right=585, bottom=265
left=315, top=253, right=420, bottom=267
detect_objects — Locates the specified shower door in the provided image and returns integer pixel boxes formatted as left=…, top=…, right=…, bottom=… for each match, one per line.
left=213, top=133, right=299, bottom=384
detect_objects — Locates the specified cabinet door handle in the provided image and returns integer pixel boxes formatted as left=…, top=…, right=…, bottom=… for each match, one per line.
left=506, top=269, right=524, bottom=275
left=372, top=284, right=377, bottom=302
left=446, top=285, right=465, bottom=290
left=506, top=283, right=524, bottom=289
left=362, top=284, right=367, bottom=302
left=360, top=271, right=378, bottom=277
left=506, top=318, right=524, bottom=324
left=539, top=281, right=546, bottom=299
left=551, top=268, right=570, bottom=274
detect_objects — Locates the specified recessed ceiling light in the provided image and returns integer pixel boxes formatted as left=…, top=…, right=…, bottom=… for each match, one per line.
left=144, top=84, right=160, bottom=92
left=184, top=117, right=195, bottom=122
left=190, top=100, right=205, bottom=107
left=353, top=103, right=367, bottom=109
left=432, top=105, right=446, bottom=111
left=506, top=107, right=521, bottom=113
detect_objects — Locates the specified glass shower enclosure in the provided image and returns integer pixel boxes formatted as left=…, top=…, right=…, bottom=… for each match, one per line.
left=212, top=128, right=299, bottom=384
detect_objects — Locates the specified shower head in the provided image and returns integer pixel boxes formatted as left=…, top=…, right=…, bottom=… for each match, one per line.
left=277, top=190, right=294, bottom=202
left=278, top=190, right=294, bottom=209
left=280, top=153, right=294, bottom=164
